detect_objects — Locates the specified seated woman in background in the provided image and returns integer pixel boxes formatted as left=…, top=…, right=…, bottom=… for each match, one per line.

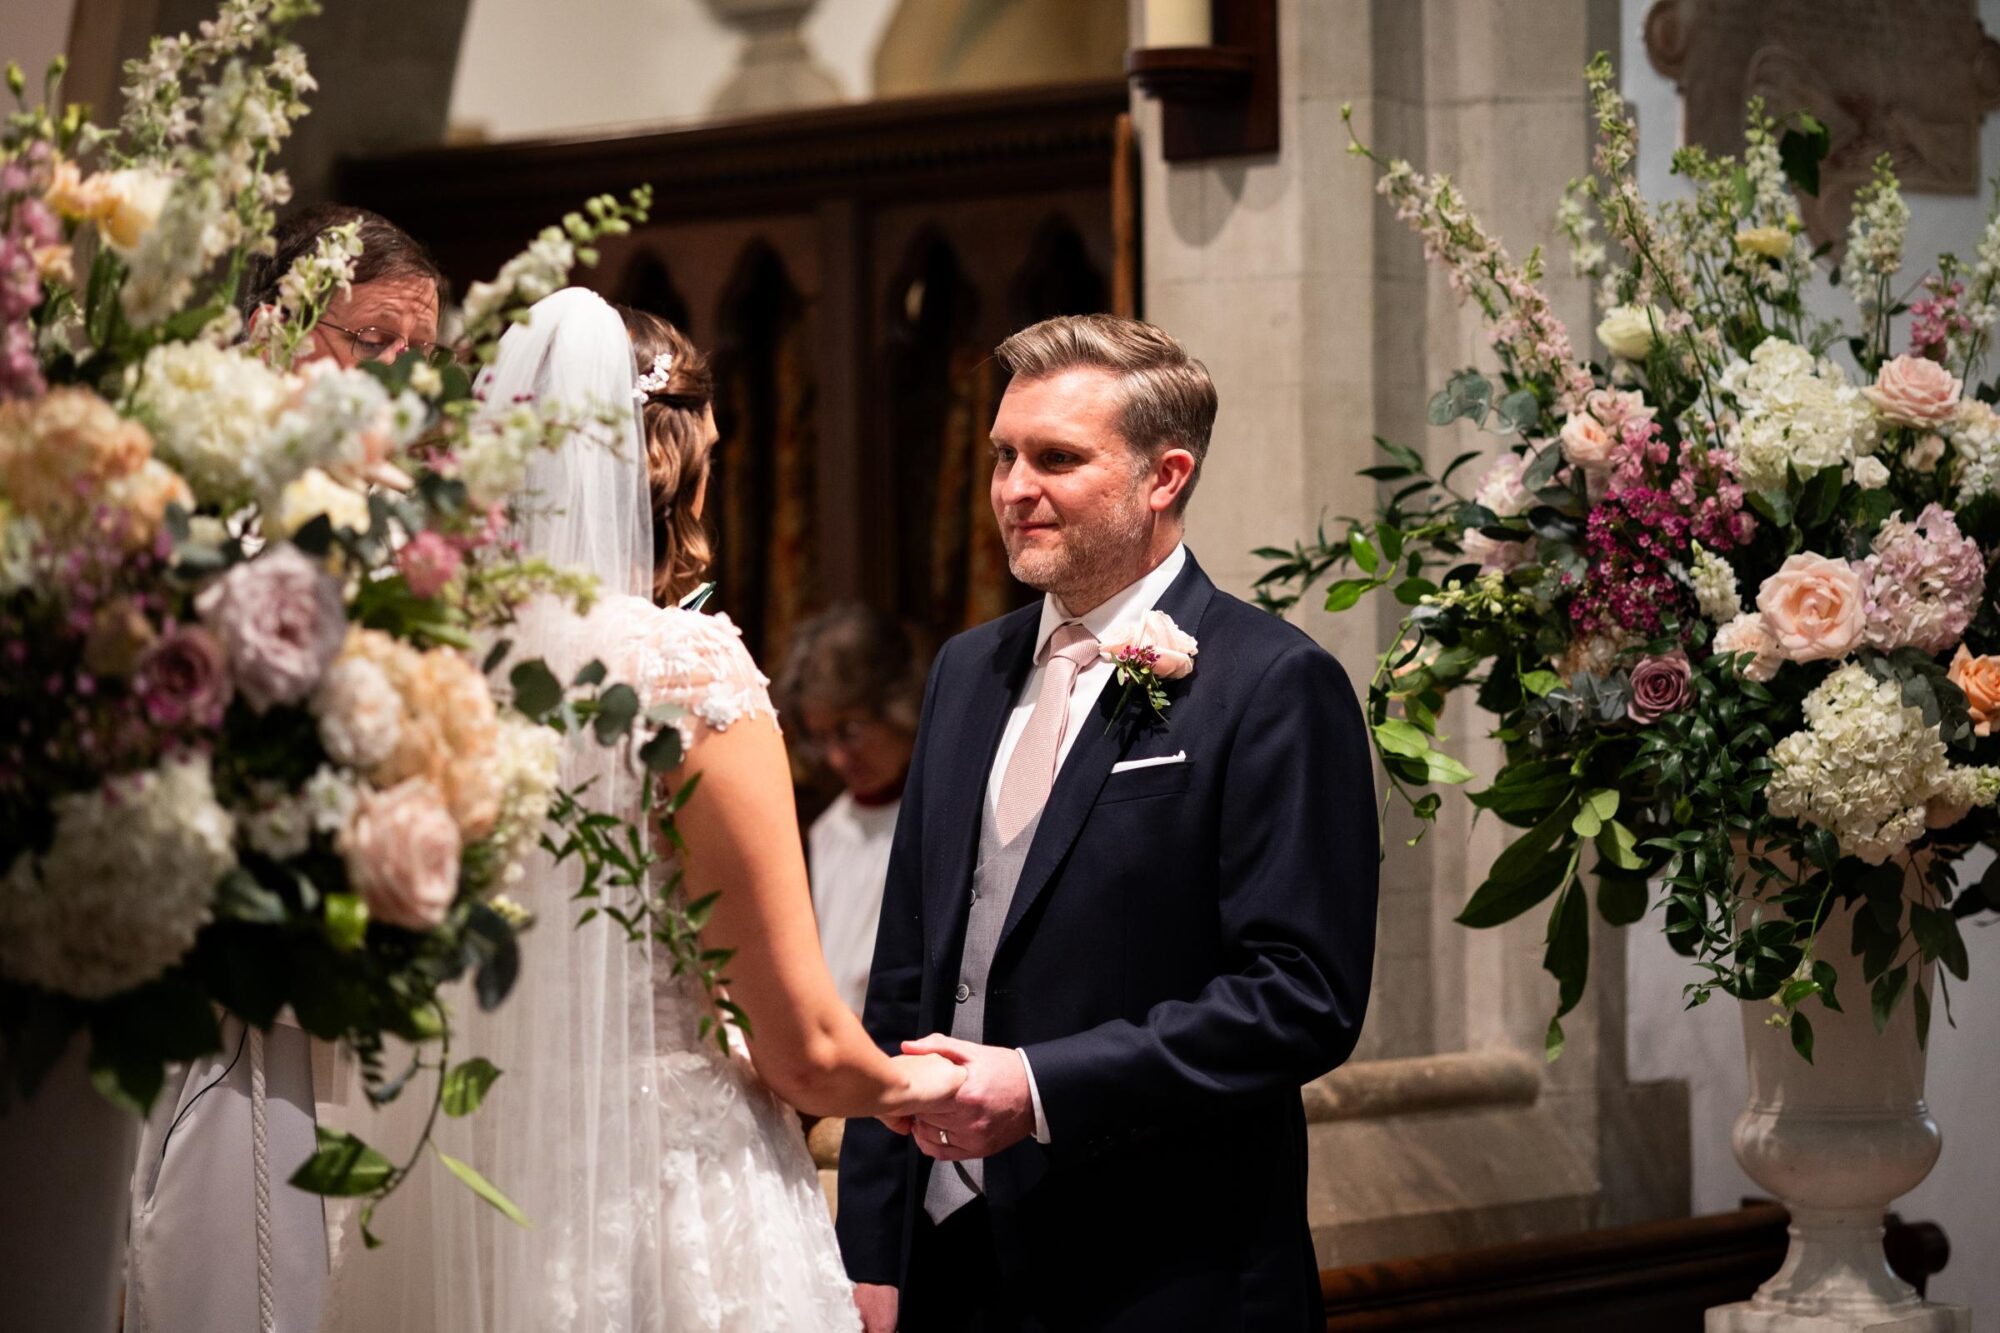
left=774, top=606, right=932, bottom=1015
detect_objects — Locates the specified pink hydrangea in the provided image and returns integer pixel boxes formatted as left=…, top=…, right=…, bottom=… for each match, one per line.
left=1853, top=504, right=1985, bottom=654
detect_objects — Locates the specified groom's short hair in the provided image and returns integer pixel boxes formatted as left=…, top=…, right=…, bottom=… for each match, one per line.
left=995, top=314, right=1217, bottom=513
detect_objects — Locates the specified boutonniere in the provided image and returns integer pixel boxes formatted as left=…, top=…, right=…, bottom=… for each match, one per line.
left=1100, top=610, right=1198, bottom=731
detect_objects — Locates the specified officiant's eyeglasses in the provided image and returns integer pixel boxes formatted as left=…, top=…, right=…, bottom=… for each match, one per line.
left=319, top=320, right=447, bottom=365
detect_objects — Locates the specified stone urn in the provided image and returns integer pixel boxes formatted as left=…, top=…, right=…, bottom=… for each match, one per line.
left=0, top=1037, right=140, bottom=1332
left=701, top=0, right=844, bottom=116
left=1706, top=886, right=1968, bottom=1333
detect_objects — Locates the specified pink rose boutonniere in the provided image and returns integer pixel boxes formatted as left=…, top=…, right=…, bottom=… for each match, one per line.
left=1099, top=609, right=1197, bottom=729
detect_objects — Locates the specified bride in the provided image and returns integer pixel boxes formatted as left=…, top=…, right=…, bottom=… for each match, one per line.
left=322, top=287, right=958, bottom=1331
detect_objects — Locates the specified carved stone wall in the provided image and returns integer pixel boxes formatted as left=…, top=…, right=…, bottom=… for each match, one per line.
left=1646, top=0, right=2000, bottom=249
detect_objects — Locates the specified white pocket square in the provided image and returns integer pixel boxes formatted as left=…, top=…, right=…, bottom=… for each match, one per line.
left=1111, top=751, right=1187, bottom=773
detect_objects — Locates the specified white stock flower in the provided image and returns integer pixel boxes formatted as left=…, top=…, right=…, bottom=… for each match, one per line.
left=485, top=715, right=564, bottom=888
left=1949, top=398, right=2000, bottom=503
left=240, top=784, right=314, bottom=861
left=1689, top=543, right=1742, bottom=624
left=1719, top=338, right=1879, bottom=492
left=456, top=404, right=545, bottom=506
left=0, top=753, right=235, bottom=998
left=303, top=765, right=360, bottom=834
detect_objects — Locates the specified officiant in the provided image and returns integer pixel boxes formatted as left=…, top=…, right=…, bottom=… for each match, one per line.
left=123, top=204, right=446, bottom=1333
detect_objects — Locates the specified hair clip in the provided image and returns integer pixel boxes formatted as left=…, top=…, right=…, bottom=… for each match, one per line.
left=633, top=350, right=675, bottom=401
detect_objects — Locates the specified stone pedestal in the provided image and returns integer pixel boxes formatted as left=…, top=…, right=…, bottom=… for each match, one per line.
left=702, top=0, right=843, bottom=116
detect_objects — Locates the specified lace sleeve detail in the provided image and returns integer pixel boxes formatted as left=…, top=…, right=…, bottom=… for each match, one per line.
left=621, top=604, right=778, bottom=752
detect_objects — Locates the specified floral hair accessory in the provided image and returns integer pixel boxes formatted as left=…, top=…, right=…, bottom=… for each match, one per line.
left=633, top=350, right=675, bottom=401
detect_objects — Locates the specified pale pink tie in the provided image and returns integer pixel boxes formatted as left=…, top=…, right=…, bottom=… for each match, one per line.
left=995, top=622, right=1100, bottom=844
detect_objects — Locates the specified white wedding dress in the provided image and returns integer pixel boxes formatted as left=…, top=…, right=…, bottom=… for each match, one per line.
left=319, top=288, right=857, bottom=1332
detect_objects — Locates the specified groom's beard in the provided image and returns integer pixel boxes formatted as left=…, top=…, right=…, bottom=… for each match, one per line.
left=1002, top=490, right=1152, bottom=610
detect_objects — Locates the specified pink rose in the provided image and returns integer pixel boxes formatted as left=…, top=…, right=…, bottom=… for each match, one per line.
left=1755, top=554, right=1865, bottom=663
left=1559, top=413, right=1616, bottom=468
left=195, top=544, right=347, bottom=712
left=1583, top=388, right=1656, bottom=432
left=1626, top=651, right=1691, bottom=724
left=1098, top=609, right=1198, bottom=680
left=134, top=624, right=233, bottom=727
left=1712, top=613, right=1781, bottom=682
left=340, top=778, right=461, bottom=931
left=397, top=530, right=462, bottom=599
left=1864, top=354, right=1962, bottom=427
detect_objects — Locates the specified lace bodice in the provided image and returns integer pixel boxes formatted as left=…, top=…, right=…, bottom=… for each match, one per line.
left=605, top=598, right=779, bottom=754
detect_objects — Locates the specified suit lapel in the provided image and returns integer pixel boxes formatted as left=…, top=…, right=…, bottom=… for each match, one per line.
left=923, top=610, right=1039, bottom=966
left=994, top=554, right=1219, bottom=958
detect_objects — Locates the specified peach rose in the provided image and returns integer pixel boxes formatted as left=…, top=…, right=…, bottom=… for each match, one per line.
left=1948, top=644, right=2000, bottom=737
left=1712, top=612, right=1781, bottom=682
left=1755, top=554, right=1865, bottom=663
left=1559, top=413, right=1616, bottom=468
left=340, top=778, right=461, bottom=931
left=1099, top=609, right=1198, bottom=680
left=1864, top=354, right=1962, bottom=427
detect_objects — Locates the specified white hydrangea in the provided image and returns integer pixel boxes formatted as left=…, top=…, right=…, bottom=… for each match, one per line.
left=0, top=753, right=235, bottom=999
left=130, top=340, right=289, bottom=507
left=1948, top=397, right=2000, bottom=504
left=1719, top=338, right=1879, bottom=492
left=1689, top=543, right=1742, bottom=624
left=264, top=360, right=427, bottom=494
left=485, top=714, right=563, bottom=888
left=1766, top=665, right=1999, bottom=864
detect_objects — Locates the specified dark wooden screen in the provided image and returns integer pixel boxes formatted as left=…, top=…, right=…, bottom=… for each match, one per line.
left=340, top=80, right=1133, bottom=662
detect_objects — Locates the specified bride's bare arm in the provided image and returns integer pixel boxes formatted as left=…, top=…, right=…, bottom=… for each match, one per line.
left=669, top=714, right=959, bottom=1120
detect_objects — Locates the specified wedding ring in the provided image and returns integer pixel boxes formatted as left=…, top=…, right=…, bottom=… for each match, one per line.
left=938, top=1128, right=950, bottom=1147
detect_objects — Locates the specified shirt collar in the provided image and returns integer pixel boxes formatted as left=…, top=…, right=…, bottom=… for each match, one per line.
left=1034, top=543, right=1188, bottom=660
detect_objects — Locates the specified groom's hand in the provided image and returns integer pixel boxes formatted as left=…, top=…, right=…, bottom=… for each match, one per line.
left=901, top=1034, right=1034, bottom=1160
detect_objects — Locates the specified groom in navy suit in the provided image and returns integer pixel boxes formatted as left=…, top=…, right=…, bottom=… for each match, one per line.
left=837, top=315, right=1378, bottom=1332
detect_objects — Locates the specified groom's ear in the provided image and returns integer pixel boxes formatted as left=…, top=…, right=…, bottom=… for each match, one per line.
left=1146, top=447, right=1198, bottom=515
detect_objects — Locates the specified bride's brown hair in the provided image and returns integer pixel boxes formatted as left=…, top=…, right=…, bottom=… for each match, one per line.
left=618, top=306, right=717, bottom=606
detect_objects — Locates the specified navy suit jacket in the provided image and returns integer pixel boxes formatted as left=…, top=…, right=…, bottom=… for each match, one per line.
left=835, top=552, right=1378, bottom=1331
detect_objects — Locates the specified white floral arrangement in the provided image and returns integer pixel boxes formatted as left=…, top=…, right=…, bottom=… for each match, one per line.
left=1260, top=56, right=2000, bottom=1061
left=0, top=0, right=688, bottom=1234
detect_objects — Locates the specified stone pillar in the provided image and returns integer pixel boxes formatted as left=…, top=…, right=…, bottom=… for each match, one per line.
left=1134, top=0, right=1689, bottom=1263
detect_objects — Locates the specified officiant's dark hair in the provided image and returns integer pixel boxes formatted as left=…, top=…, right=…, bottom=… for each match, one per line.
left=995, top=313, right=1216, bottom=514
left=618, top=305, right=716, bottom=606
left=239, top=204, right=446, bottom=319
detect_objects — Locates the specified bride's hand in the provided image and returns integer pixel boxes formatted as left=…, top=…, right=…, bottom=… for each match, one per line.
left=884, top=1052, right=965, bottom=1127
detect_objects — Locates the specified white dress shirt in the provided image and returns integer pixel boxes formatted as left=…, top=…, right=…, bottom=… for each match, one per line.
left=807, top=790, right=899, bottom=1015
left=990, top=543, right=1188, bottom=1142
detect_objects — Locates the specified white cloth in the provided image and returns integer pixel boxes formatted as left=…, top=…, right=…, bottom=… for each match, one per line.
left=126, top=1017, right=328, bottom=1333
left=986, top=542, right=1187, bottom=1144
left=806, top=791, right=898, bottom=1015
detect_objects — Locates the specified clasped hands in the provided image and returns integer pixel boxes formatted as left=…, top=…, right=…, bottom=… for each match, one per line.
left=883, top=1034, right=1037, bottom=1161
